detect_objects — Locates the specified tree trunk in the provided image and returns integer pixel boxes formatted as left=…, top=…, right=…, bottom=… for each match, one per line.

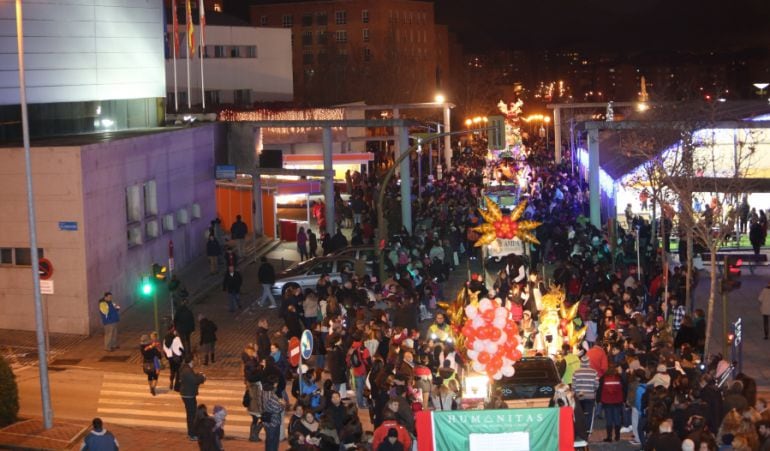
left=703, top=250, right=718, bottom=359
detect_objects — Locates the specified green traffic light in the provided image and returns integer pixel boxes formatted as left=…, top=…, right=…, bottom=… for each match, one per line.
left=141, top=282, right=153, bottom=296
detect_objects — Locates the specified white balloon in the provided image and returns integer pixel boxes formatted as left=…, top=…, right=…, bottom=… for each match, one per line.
left=467, top=350, right=479, bottom=360
left=497, top=332, right=508, bottom=345
left=493, top=317, right=506, bottom=329
left=495, top=307, right=507, bottom=318
left=472, top=360, right=486, bottom=373
left=502, top=366, right=515, bottom=377
left=472, top=316, right=485, bottom=329
left=493, top=369, right=503, bottom=380
left=479, top=298, right=493, bottom=312
left=465, top=304, right=478, bottom=319
left=485, top=342, right=498, bottom=354
left=473, top=340, right=485, bottom=352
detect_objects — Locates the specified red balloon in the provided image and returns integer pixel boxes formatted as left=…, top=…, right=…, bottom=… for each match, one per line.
left=462, top=325, right=474, bottom=336
left=478, top=351, right=491, bottom=364
left=476, top=328, right=490, bottom=340
left=489, top=328, right=502, bottom=341
left=510, top=222, right=519, bottom=233
left=512, top=349, right=522, bottom=361
left=466, top=337, right=475, bottom=349
left=482, top=309, right=496, bottom=322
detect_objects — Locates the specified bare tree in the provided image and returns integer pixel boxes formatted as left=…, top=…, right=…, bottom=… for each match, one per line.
left=621, top=101, right=760, bottom=359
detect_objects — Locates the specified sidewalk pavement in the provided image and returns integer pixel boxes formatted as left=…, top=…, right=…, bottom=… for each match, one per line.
left=0, top=235, right=281, bottom=376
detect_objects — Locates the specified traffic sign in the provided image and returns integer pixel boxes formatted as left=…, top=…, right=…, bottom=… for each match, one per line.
left=300, top=329, right=313, bottom=360
left=40, top=279, right=54, bottom=295
left=38, top=258, right=54, bottom=280
left=288, top=337, right=300, bottom=367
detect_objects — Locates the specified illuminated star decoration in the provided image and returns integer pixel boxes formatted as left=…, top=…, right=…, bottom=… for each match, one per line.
left=472, top=196, right=541, bottom=247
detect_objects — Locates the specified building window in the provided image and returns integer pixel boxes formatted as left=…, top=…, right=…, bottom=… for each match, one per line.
left=318, top=49, right=327, bottom=63
left=303, top=51, right=314, bottom=65
left=206, top=90, right=221, bottom=105
left=143, top=180, right=157, bottom=217
left=191, top=203, right=201, bottom=220
left=335, top=10, right=346, bottom=25
left=213, top=2, right=222, bottom=12
left=126, top=185, right=142, bottom=223
left=302, top=30, right=313, bottom=46
left=246, top=45, right=257, bottom=58
left=318, top=30, right=328, bottom=44
left=14, top=248, right=44, bottom=266
left=214, top=45, right=225, bottom=58
left=0, top=248, right=11, bottom=265
left=260, top=15, right=268, bottom=26
left=230, top=46, right=241, bottom=57
left=316, top=12, right=327, bottom=25
left=145, top=220, right=159, bottom=240
left=282, top=14, right=293, bottom=28
left=335, top=30, right=347, bottom=43
left=362, top=28, right=369, bottom=42
left=234, top=89, right=251, bottom=105
left=362, top=9, right=369, bottom=23
left=127, top=225, right=142, bottom=247
left=302, top=13, right=313, bottom=27
left=363, top=47, right=371, bottom=62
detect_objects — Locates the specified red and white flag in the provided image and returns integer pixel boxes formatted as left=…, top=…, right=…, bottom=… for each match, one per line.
left=185, top=0, right=194, bottom=56
left=171, top=0, right=180, bottom=55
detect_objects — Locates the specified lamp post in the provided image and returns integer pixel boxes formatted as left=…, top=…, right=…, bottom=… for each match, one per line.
left=15, top=0, right=53, bottom=429
left=435, top=94, right=452, bottom=171
left=754, top=83, right=769, bottom=98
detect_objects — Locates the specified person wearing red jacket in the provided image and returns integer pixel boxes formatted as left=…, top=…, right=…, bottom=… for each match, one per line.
left=346, top=332, right=372, bottom=409
left=586, top=342, right=609, bottom=377
left=372, top=415, right=412, bottom=450
left=598, top=365, right=625, bottom=442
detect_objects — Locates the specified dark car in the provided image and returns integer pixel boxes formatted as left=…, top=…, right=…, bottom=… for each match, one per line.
left=494, top=357, right=560, bottom=407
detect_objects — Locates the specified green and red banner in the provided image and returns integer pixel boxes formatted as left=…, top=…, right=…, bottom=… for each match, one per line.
left=416, top=407, right=574, bottom=451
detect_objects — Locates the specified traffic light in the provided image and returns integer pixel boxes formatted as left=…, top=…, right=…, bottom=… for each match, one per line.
left=488, top=115, right=505, bottom=150
left=152, top=263, right=167, bottom=281
left=720, top=256, right=742, bottom=293
left=727, top=332, right=735, bottom=346
left=140, top=275, right=153, bottom=296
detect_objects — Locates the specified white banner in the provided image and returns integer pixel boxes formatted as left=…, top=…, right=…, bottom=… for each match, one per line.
left=487, top=238, right=525, bottom=257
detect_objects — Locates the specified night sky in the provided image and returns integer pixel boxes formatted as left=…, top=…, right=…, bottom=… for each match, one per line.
left=433, top=0, right=770, bottom=52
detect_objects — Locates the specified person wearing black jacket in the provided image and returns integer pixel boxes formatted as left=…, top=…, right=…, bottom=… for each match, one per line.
left=256, top=257, right=278, bottom=308
left=179, top=358, right=206, bottom=441
left=198, top=314, right=217, bottom=365
left=174, top=300, right=195, bottom=354
left=324, top=391, right=349, bottom=434
left=326, top=335, right=348, bottom=394
left=222, top=265, right=243, bottom=313
left=256, top=318, right=271, bottom=361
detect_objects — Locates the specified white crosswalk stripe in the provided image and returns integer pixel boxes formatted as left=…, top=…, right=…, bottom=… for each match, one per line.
left=96, top=372, right=258, bottom=437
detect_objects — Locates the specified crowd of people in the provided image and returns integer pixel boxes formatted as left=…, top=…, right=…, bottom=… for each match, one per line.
left=129, top=133, right=770, bottom=451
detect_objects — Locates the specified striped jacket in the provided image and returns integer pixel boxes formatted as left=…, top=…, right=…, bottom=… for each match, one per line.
left=572, top=365, right=599, bottom=400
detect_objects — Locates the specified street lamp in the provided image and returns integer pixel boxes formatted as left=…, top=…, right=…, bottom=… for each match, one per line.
left=754, top=83, right=769, bottom=97
left=433, top=94, right=452, bottom=171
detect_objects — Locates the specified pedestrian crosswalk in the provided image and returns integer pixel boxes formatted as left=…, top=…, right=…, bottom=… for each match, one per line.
left=96, top=372, right=256, bottom=437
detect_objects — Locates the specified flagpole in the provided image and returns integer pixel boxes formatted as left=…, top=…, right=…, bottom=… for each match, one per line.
left=185, top=33, right=191, bottom=109
left=199, top=0, right=205, bottom=110
left=173, top=35, right=178, bottom=112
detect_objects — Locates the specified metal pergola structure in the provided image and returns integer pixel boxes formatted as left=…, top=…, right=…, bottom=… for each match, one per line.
left=245, top=119, right=418, bottom=237
left=582, top=119, right=770, bottom=228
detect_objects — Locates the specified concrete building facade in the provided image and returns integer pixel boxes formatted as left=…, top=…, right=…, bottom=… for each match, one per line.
left=0, top=0, right=166, bottom=139
left=0, top=125, right=219, bottom=335
left=164, top=13, right=293, bottom=108
left=250, top=0, right=451, bottom=105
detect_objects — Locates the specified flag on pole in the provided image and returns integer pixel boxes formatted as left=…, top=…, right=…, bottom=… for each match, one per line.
left=185, top=0, right=195, bottom=57
left=172, top=0, right=180, bottom=55
left=199, top=0, right=206, bottom=48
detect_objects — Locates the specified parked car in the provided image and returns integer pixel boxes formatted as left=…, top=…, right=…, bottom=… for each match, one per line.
left=271, top=255, right=373, bottom=297
left=329, top=245, right=376, bottom=262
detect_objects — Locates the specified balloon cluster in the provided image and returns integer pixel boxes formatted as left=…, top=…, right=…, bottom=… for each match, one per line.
left=472, top=197, right=542, bottom=247
left=462, top=298, right=522, bottom=380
